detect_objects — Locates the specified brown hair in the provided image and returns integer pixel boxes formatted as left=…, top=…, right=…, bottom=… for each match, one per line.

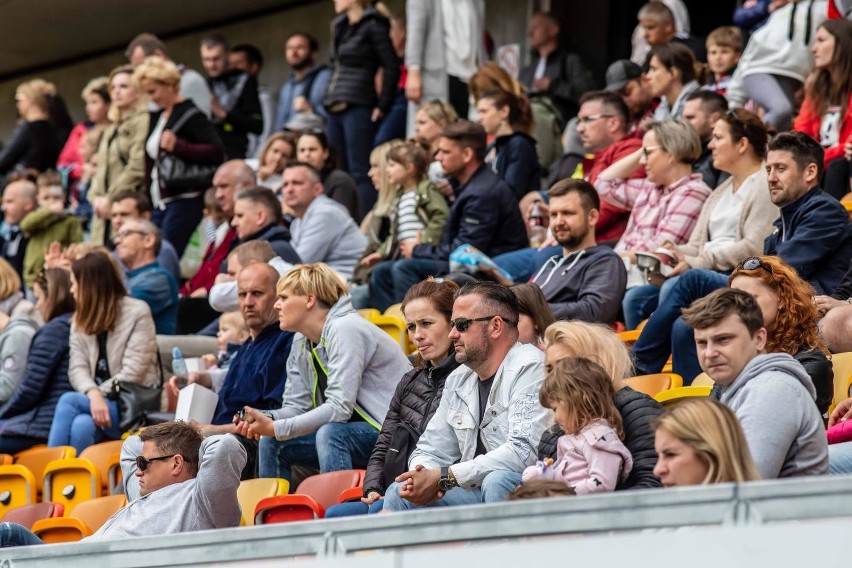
left=508, top=479, right=576, bottom=500
left=478, top=88, right=534, bottom=134
left=653, top=398, right=760, bottom=484
left=35, top=268, right=75, bottom=321
left=547, top=178, right=600, bottom=212
left=539, top=357, right=624, bottom=437
left=259, top=132, right=298, bottom=170
left=706, top=26, right=743, bottom=52
left=806, top=19, right=852, bottom=122
left=440, top=121, right=488, bottom=163
left=231, top=240, right=276, bottom=267
left=0, top=258, right=22, bottom=301
left=387, top=141, right=429, bottom=182
left=125, top=33, right=167, bottom=59
left=71, top=251, right=126, bottom=335
left=401, top=278, right=459, bottom=367
left=649, top=42, right=697, bottom=84
left=681, top=288, right=764, bottom=335
left=36, top=169, right=62, bottom=190
left=139, top=421, right=204, bottom=477
left=721, top=108, right=768, bottom=160
left=727, top=255, right=827, bottom=356
left=510, top=283, right=555, bottom=342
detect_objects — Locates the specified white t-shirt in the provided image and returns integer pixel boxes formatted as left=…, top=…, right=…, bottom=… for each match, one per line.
left=146, top=113, right=168, bottom=209
left=820, top=105, right=842, bottom=148
left=703, top=173, right=758, bottom=255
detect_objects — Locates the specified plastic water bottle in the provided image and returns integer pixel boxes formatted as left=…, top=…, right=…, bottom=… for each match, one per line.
left=172, top=347, right=188, bottom=378
left=528, top=201, right=547, bottom=248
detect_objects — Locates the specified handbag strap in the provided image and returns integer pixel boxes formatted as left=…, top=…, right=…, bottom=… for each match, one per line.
left=167, top=106, right=201, bottom=137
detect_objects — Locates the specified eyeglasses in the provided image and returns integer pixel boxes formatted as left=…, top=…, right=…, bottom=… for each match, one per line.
left=136, top=454, right=179, bottom=472
left=450, top=315, right=516, bottom=332
left=737, top=257, right=772, bottom=275
left=641, top=146, right=660, bottom=160
left=114, top=229, right=148, bottom=240
left=577, top=114, right=614, bottom=125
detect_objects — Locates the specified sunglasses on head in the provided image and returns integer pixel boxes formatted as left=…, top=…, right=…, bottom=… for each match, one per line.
left=136, top=454, right=181, bottom=472
left=737, top=257, right=772, bottom=275
left=450, top=315, right=515, bottom=332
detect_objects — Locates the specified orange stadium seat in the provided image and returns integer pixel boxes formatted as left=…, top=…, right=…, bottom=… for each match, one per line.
left=624, top=373, right=683, bottom=398
left=1, top=502, right=65, bottom=530
left=31, top=494, right=126, bottom=543
left=255, top=469, right=363, bottom=525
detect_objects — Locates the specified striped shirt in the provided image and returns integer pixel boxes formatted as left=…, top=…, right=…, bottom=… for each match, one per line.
left=396, top=190, right=424, bottom=243
left=595, top=173, right=712, bottom=253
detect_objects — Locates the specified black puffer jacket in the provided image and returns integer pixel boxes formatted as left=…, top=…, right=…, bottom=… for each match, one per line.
left=362, top=353, right=460, bottom=496
left=324, top=6, right=400, bottom=113
left=537, top=386, right=664, bottom=490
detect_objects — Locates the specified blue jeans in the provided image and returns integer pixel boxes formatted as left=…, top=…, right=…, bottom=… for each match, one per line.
left=493, top=246, right=562, bottom=283
left=348, top=284, right=371, bottom=310
left=623, top=276, right=683, bottom=331
left=152, top=195, right=205, bottom=257
left=383, top=470, right=522, bottom=511
left=324, top=498, right=385, bottom=518
left=47, top=392, right=122, bottom=455
left=829, top=441, right=852, bottom=474
left=326, top=105, right=375, bottom=219
left=369, top=258, right=450, bottom=312
left=631, top=269, right=728, bottom=381
left=258, top=421, right=379, bottom=484
left=373, top=89, right=407, bottom=147
left=0, top=523, right=44, bottom=547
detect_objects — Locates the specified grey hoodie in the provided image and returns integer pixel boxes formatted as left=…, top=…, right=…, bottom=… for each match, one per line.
left=272, top=295, right=413, bottom=440
left=718, top=353, right=828, bottom=479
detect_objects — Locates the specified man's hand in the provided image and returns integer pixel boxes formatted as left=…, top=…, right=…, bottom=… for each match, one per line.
left=93, top=196, right=111, bottom=220
left=405, top=69, right=423, bottom=104
left=816, top=295, right=846, bottom=314
left=830, top=397, right=852, bottom=427
left=533, top=76, right=551, bottom=93
left=371, top=108, right=383, bottom=123
left=394, top=464, right=443, bottom=506
left=166, top=371, right=211, bottom=399
left=233, top=407, right=275, bottom=440
left=361, top=491, right=382, bottom=505
left=211, top=96, right=227, bottom=119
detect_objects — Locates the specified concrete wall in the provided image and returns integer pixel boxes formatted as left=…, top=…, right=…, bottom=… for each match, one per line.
left=0, top=0, right=533, bottom=141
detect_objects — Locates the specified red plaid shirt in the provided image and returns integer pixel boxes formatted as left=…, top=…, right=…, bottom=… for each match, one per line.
left=595, top=173, right=712, bottom=253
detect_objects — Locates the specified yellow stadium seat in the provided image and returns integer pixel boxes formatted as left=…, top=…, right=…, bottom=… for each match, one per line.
left=831, top=352, right=852, bottom=412
left=368, top=313, right=413, bottom=355
left=691, top=373, right=715, bottom=387
left=0, top=454, right=12, bottom=465
left=0, top=446, right=76, bottom=515
left=81, top=440, right=124, bottom=493
left=237, top=478, right=289, bottom=526
left=384, top=303, right=404, bottom=319
left=357, top=309, right=381, bottom=320
left=31, top=494, right=127, bottom=543
left=655, top=386, right=713, bottom=406
left=624, top=373, right=683, bottom=398
left=842, top=200, right=852, bottom=219
left=43, top=459, right=103, bottom=513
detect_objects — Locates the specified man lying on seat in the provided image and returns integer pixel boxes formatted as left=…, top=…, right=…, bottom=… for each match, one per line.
left=0, top=421, right=246, bottom=547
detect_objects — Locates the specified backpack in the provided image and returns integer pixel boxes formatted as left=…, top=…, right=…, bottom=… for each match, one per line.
left=530, top=96, right=565, bottom=175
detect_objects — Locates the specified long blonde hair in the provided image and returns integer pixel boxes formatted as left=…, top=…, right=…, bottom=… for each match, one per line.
left=368, top=139, right=404, bottom=217
left=543, top=321, right=633, bottom=390
left=654, top=398, right=760, bottom=484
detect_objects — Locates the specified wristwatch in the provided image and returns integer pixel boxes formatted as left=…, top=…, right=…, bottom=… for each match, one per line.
left=438, top=466, right=459, bottom=492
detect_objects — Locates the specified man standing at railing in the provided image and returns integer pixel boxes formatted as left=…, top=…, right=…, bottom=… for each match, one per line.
left=384, top=282, right=550, bottom=510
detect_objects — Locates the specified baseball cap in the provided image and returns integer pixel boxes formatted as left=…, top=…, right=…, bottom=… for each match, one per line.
left=605, top=60, right=643, bottom=92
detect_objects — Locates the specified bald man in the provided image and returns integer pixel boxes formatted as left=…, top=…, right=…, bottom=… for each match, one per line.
left=1, top=180, right=37, bottom=277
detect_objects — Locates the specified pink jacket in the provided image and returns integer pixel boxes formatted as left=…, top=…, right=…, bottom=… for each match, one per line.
left=522, top=419, right=633, bottom=495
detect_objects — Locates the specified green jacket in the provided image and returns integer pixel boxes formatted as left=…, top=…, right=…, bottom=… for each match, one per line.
left=375, top=180, right=449, bottom=259
left=20, top=208, right=83, bottom=288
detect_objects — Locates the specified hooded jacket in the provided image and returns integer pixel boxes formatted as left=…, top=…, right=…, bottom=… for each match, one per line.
left=764, top=186, right=852, bottom=295
left=408, top=343, right=551, bottom=488
left=233, top=223, right=301, bottom=266
left=271, top=295, right=413, bottom=440
left=718, top=352, right=828, bottom=479
left=531, top=245, right=627, bottom=324
left=0, top=316, right=40, bottom=407
left=362, top=353, right=460, bottom=496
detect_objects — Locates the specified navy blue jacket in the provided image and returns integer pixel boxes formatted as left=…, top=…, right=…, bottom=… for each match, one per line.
left=0, top=313, right=73, bottom=441
left=412, top=165, right=528, bottom=261
left=231, top=223, right=301, bottom=266
left=489, top=132, right=541, bottom=201
left=212, top=323, right=293, bottom=424
left=764, top=187, right=852, bottom=295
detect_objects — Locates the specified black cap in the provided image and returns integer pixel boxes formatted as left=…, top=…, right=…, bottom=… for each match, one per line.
left=605, top=60, right=643, bottom=92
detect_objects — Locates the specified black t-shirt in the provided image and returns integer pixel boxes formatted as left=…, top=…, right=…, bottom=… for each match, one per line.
left=475, top=374, right=495, bottom=456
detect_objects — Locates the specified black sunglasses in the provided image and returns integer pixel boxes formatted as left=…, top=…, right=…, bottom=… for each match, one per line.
left=737, top=257, right=772, bottom=275
left=450, top=315, right=516, bottom=332
left=136, top=454, right=180, bottom=472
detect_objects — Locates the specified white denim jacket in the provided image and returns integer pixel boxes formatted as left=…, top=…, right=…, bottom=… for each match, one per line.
left=408, top=343, right=550, bottom=488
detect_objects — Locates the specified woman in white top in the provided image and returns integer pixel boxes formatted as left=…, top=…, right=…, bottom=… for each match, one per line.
left=622, top=109, right=779, bottom=328
left=646, top=43, right=701, bottom=121
left=246, top=131, right=297, bottom=191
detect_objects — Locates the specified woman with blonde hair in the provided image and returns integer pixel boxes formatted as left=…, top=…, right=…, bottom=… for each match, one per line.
left=236, top=262, right=412, bottom=483
left=134, top=56, right=224, bottom=256
left=251, top=131, right=297, bottom=190
left=413, top=100, right=457, bottom=199
left=539, top=320, right=664, bottom=489
left=653, top=398, right=760, bottom=486
left=88, top=64, right=150, bottom=245
left=0, top=79, right=62, bottom=177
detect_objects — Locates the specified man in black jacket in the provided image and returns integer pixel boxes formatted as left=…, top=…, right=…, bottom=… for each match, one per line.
left=231, top=187, right=300, bottom=265
left=368, top=122, right=528, bottom=311
left=518, top=12, right=596, bottom=121
left=200, top=34, right=263, bottom=160
left=0, top=180, right=36, bottom=279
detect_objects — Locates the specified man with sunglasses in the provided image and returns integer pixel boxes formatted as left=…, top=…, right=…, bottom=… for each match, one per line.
left=1, top=421, right=246, bottom=547
left=632, top=132, right=852, bottom=380
left=384, top=282, right=549, bottom=511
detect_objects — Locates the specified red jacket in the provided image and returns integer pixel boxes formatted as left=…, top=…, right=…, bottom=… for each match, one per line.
left=180, top=227, right=237, bottom=295
left=793, top=91, right=852, bottom=165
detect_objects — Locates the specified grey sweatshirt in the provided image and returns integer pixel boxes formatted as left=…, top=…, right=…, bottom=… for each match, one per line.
left=0, top=316, right=39, bottom=405
left=86, top=434, right=246, bottom=541
left=718, top=353, right=828, bottom=479
left=272, top=295, right=413, bottom=440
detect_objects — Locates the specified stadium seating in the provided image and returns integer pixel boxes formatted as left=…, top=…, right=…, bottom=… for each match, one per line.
left=624, top=373, right=683, bottom=397
left=831, top=352, right=852, bottom=412
left=31, top=494, right=127, bottom=543
left=0, top=502, right=65, bottom=530
left=254, top=469, right=364, bottom=524
left=42, top=440, right=124, bottom=512
left=0, top=446, right=75, bottom=516
left=237, top=478, right=289, bottom=526
left=655, top=386, right=713, bottom=406
left=367, top=313, right=412, bottom=354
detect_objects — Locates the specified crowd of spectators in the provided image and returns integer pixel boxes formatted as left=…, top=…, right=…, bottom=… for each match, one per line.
left=2, top=0, right=852, bottom=550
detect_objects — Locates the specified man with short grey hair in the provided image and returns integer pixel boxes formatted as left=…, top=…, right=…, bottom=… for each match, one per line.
left=1, top=180, right=37, bottom=278
left=115, top=218, right=178, bottom=335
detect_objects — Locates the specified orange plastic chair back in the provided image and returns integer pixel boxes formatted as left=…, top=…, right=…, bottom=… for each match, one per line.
left=81, top=440, right=124, bottom=492
left=32, top=494, right=127, bottom=543
left=13, top=446, right=76, bottom=496
left=296, top=469, right=363, bottom=510
left=43, top=459, right=103, bottom=513
left=254, top=494, right=324, bottom=524
left=237, top=478, right=289, bottom=526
